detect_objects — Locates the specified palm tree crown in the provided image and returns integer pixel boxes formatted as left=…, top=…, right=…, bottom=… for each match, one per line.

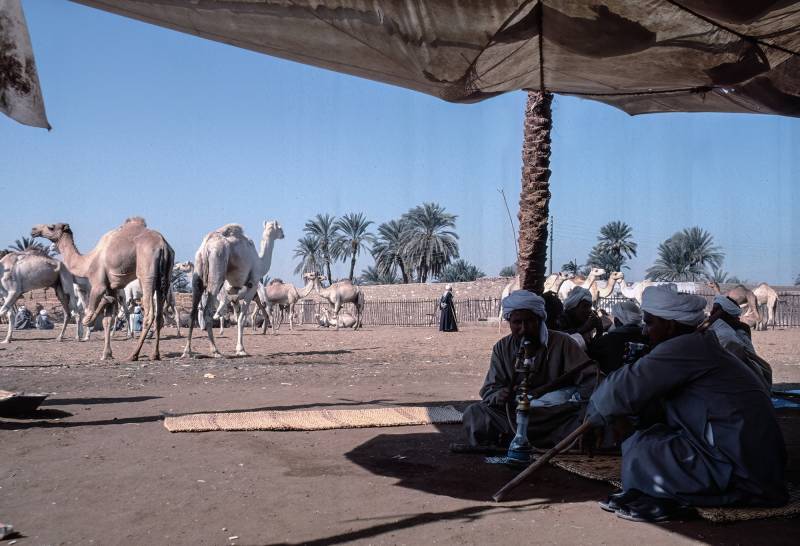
left=438, top=259, right=485, bottom=282
left=303, top=214, right=340, bottom=284
left=400, top=202, right=459, bottom=283
left=359, top=265, right=399, bottom=285
left=334, top=212, right=375, bottom=281
left=293, top=235, right=323, bottom=276
left=9, top=236, right=56, bottom=256
left=646, top=227, right=724, bottom=282
left=372, top=219, right=411, bottom=283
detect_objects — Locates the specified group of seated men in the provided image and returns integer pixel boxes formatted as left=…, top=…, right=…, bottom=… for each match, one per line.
left=460, top=284, right=787, bottom=523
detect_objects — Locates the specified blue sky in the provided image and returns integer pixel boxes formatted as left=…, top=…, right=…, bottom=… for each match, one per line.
left=2, top=0, right=798, bottom=285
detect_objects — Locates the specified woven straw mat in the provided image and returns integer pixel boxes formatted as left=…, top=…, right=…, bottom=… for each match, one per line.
left=551, top=454, right=800, bottom=522
left=164, top=405, right=463, bottom=433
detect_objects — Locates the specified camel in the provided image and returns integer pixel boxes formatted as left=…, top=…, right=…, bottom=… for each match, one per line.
left=497, top=272, right=572, bottom=329
left=122, top=269, right=187, bottom=337
left=308, top=273, right=364, bottom=330
left=314, top=307, right=358, bottom=329
left=618, top=280, right=658, bottom=304
left=258, top=275, right=315, bottom=334
left=0, top=250, right=79, bottom=344
left=32, top=218, right=174, bottom=361
left=557, top=267, right=606, bottom=301
left=592, top=271, right=625, bottom=302
left=753, top=283, right=779, bottom=331
left=182, top=221, right=284, bottom=358
left=707, top=281, right=762, bottom=327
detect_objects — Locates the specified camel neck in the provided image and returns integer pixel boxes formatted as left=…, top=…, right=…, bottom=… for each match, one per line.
left=258, top=235, right=275, bottom=274
left=58, top=233, right=91, bottom=276
left=299, top=280, right=315, bottom=298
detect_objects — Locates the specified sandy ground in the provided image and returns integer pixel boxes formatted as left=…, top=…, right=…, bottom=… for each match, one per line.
left=1, top=324, right=799, bottom=546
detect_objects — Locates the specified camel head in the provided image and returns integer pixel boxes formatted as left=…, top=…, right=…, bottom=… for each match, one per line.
left=608, top=271, right=624, bottom=282
left=263, top=220, right=285, bottom=242
left=31, top=223, right=72, bottom=243
left=588, top=267, right=606, bottom=278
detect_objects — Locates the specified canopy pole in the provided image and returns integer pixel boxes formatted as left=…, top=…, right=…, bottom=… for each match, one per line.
left=517, top=90, right=553, bottom=294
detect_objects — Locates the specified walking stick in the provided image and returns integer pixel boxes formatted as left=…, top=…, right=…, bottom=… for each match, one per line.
left=492, top=420, right=593, bottom=502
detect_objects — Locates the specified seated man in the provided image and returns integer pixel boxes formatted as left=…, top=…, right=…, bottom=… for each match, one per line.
left=558, top=287, right=604, bottom=351
left=705, top=295, right=771, bottom=387
left=34, top=309, right=54, bottom=330
left=586, top=286, right=787, bottom=522
left=588, top=301, right=648, bottom=374
left=13, top=305, right=33, bottom=330
left=461, top=290, right=597, bottom=449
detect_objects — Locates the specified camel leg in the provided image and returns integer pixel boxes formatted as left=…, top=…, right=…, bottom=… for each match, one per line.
left=0, top=291, right=22, bottom=344
left=181, top=284, right=206, bottom=359
left=54, top=284, right=71, bottom=342
left=203, top=293, right=223, bottom=358
left=129, top=280, right=155, bottom=361
left=288, top=303, right=294, bottom=331
left=150, top=289, right=164, bottom=361
left=175, top=304, right=182, bottom=338
left=234, top=295, right=254, bottom=356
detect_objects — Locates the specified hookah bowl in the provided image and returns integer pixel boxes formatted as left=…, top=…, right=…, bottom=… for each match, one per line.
left=505, top=379, right=533, bottom=465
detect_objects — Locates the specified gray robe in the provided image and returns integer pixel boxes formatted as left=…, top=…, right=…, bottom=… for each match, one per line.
left=463, top=331, right=596, bottom=448
left=588, top=331, right=787, bottom=507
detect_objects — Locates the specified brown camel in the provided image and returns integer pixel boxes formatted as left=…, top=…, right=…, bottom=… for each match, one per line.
left=308, top=273, right=364, bottom=330
left=31, top=218, right=174, bottom=361
left=707, top=281, right=762, bottom=327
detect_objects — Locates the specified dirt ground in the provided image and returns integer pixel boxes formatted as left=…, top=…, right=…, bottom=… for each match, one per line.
left=1, top=324, right=799, bottom=545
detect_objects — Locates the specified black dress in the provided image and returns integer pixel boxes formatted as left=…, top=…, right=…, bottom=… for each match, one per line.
left=439, top=291, right=458, bottom=332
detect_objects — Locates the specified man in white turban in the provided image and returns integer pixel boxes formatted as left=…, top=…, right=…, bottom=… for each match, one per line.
left=438, top=284, right=458, bottom=332
left=587, top=300, right=647, bottom=374
left=585, top=285, right=787, bottom=522
left=706, top=295, right=771, bottom=388
left=558, top=286, right=604, bottom=350
left=455, top=290, right=597, bottom=451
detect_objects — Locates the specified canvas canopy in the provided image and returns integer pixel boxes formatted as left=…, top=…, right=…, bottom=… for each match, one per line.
left=2, top=1, right=799, bottom=128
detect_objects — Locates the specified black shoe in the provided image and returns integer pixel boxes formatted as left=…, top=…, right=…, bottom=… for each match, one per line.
left=615, top=495, right=693, bottom=523
left=599, top=489, right=643, bottom=512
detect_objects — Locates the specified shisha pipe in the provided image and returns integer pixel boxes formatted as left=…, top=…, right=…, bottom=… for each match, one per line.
left=505, top=338, right=538, bottom=465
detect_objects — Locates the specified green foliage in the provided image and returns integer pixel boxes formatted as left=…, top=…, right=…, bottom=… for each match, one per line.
left=293, top=235, right=323, bottom=276
left=171, top=266, right=191, bottom=293
left=334, top=212, right=375, bottom=281
left=561, top=259, right=585, bottom=276
left=437, top=259, right=485, bottom=282
left=372, top=219, right=411, bottom=283
left=303, top=214, right=340, bottom=284
left=399, top=202, right=459, bottom=283
left=9, top=236, right=56, bottom=257
left=646, top=227, right=724, bottom=282
left=586, top=221, right=637, bottom=279
left=359, top=265, right=399, bottom=285
left=705, top=265, right=730, bottom=284
left=499, top=264, right=517, bottom=277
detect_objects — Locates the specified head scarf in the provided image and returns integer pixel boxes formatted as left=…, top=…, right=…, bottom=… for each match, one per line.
left=502, top=290, right=549, bottom=346
left=641, top=285, right=707, bottom=326
left=563, top=286, right=592, bottom=311
left=611, top=300, right=642, bottom=326
left=445, top=284, right=452, bottom=291
left=39, top=309, right=48, bottom=316
left=713, top=294, right=742, bottom=317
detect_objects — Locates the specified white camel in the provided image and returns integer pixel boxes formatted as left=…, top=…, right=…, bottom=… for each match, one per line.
left=314, top=307, right=358, bottom=329
left=752, top=283, right=779, bottom=331
left=497, top=272, right=571, bottom=329
left=259, top=275, right=315, bottom=334
left=618, top=280, right=658, bottom=304
left=557, top=268, right=606, bottom=301
left=182, top=221, right=284, bottom=358
left=308, top=273, right=364, bottom=330
left=0, top=250, right=79, bottom=344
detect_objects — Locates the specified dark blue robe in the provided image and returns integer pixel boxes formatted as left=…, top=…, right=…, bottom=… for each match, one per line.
left=439, top=291, right=457, bottom=332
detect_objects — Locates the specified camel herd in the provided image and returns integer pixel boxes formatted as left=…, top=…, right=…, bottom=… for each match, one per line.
left=499, top=270, right=781, bottom=330
left=0, top=217, right=366, bottom=362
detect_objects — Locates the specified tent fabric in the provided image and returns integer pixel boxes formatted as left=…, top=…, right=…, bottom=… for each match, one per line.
left=69, top=0, right=800, bottom=117
left=0, top=0, right=50, bottom=128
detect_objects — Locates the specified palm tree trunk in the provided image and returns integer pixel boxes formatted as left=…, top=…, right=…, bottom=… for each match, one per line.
left=517, top=91, right=552, bottom=294
left=349, top=255, right=356, bottom=281
left=398, top=260, right=409, bottom=284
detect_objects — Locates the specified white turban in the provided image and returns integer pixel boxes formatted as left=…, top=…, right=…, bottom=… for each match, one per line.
left=641, top=285, right=707, bottom=326
left=445, top=284, right=452, bottom=291
left=39, top=309, right=48, bottom=316
left=563, top=287, right=592, bottom=311
left=713, top=295, right=742, bottom=317
left=502, top=290, right=549, bottom=346
left=612, top=300, right=642, bottom=326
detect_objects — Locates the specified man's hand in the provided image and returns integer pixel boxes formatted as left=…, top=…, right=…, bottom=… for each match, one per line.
left=494, top=387, right=512, bottom=404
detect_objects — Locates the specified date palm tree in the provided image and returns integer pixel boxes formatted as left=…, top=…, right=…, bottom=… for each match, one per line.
left=400, top=202, right=459, bottom=283
left=359, top=265, right=398, bottom=285
left=595, top=221, right=637, bottom=271
left=646, top=227, right=724, bottom=282
left=293, top=235, right=323, bottom=276
left=9, top=235, right=55, bottom=256
left=303, top=214, right=340, bottom=285
left=334, top=212, right=375, bottom=281
left=438, top=259, right=485, bottom=283
left=372, top=219, right=411, bottom=283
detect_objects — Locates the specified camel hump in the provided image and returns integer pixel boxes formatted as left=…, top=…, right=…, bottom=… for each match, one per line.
left=216, top=224, right=245, bottom=238
left=124, top=216, right=147, bottom=227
